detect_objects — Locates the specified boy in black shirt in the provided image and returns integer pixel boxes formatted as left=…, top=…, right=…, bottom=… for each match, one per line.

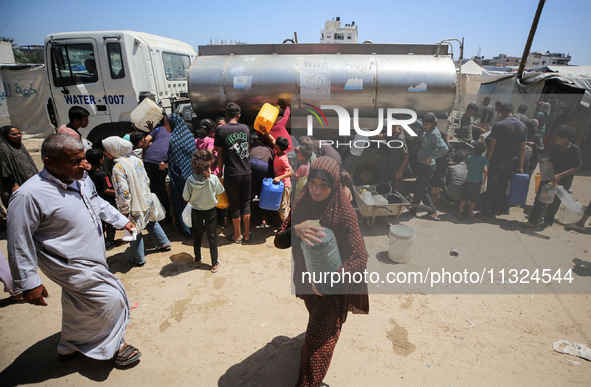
left=523, top=126, right=582, bottom=228
left=86, top=148, right=119, bottom=250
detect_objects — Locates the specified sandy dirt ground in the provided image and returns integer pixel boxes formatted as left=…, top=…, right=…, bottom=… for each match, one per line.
left=1, top=137, right=590, bottom=386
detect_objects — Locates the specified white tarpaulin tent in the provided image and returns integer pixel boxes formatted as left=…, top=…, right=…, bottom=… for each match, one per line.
left=478, top=66, right=591, bottom=143
left=0, top=65, right=53, bottom=136
left=460, top=60, right=484, bottom=110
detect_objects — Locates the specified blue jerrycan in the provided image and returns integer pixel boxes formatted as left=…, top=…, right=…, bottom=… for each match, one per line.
left=259, top=178, right=284, bottom=210
left=508, top=173, right=529, bottom=206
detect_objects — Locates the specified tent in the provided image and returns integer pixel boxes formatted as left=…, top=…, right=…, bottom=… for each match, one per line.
left=0, top=64, right=53, bottom=137
left=477, top=66, right=591, bottom=168
left=460, top=60, right=484, bottom=110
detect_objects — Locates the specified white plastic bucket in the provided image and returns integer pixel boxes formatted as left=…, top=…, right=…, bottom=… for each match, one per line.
left=130, top=98, right=164, bottom=132
left=388, top=225, right=416, bottom=264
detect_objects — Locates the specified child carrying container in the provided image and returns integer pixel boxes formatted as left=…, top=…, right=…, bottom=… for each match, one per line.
left=183, top=149, right=225, bottom=273
left=458, top=141, right=488, bottom=219
left=273, top=136, right=293, bottom=222
left=292, top=145, right=313, bottom=199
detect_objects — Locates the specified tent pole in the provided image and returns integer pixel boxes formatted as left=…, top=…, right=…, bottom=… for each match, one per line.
left=517, top=0, right=546, bottom=80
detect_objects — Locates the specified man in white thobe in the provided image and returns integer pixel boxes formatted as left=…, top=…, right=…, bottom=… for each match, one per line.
left=7, top=134, right=141, bottom=366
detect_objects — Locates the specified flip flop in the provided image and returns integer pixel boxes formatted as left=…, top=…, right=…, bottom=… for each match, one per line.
left=211, top=261, right=221, bottom=273
left=422, top=214, right=441, bottom=221
left=114, top=344, right=142, bottom=366
left=158, top=244, right=172, bottom=252
left=0, top=295, right=25, bottom=308
left=226, top=234, right=242, bottom=244
left=242, top=232, right=253, bottom=244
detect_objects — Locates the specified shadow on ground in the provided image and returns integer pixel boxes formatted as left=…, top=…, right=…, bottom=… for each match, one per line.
left=0, top=332, right=120, bottom=386
left=573, top=258, right=591, bottom=277
left=218, top=333, right=304, bottom=387
left=159, top=252, right=208, bottom=277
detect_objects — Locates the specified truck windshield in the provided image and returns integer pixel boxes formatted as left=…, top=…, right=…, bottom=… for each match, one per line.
left=51, top=43, right=98, bottom=86
left=162, top=52, right=190, bottom=81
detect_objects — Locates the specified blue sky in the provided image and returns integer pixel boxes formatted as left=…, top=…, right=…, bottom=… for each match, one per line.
left=1, top=0, right=589, bottom=65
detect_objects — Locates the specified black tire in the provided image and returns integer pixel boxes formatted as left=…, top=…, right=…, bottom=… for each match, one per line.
left=343, top=151, right=389, bottom=186
left=87, top=121, right=133, bottom=148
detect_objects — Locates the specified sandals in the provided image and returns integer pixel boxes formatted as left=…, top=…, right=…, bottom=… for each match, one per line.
left=158, top=244, right=172, bottom=252
left=0, top=294, right=25, bottom=307
left=194, top=257, right=203, bottom=267
left=114, top=344, right=141, bottom=366
left=211, top=261, right=221, bottom=273
left=422, top=213, right=441, bottom=221
left=226, top=234, right=242, bottom=244
left=242, top=232, right=253, bottom=244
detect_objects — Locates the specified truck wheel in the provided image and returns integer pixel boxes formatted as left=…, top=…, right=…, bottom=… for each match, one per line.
left=343, top=152, right=389, bottom=186
left=87, top=121, right=133, bottom=148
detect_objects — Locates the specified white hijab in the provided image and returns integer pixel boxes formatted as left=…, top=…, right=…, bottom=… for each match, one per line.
left=102, top=136, right=133, bottom=158
left=102, top=136, right=151, bottom=217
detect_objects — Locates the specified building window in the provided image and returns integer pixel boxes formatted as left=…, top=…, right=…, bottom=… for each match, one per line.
left=162, top=52, right=191, bottom=81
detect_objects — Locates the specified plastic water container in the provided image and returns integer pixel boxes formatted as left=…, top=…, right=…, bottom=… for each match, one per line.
left=301, top=226, right=342, bottom=276
left=216, top=178, right=229, bottom=209
left=130, top=98, right=164, bottom=132
left=539, top=182, right=556, bottom=204
left=558, top=203, right=585, bottom=225
left=259, top=178, right=284, bottom=210
left=373, top=195, right=388, bottom=205
left=254, top=103, right=279, bottom=133
left=555, top=185, right=577, bottom=210
left=539, top=158, right=554, bottom=181
left=388, top=225, right=416, bottom=264
left=508, top=173, right=530, bottom=206
left=361, top=191, right=375, bottom=205
left=350, top=129, right=368, bottom=156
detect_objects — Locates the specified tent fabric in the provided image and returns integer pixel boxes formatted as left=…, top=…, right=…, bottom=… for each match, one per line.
left=547, top=65, right=591, bottom=78
left=461, top=59, right=484, bottom=75
left=0, top=65, right=53, bottom=136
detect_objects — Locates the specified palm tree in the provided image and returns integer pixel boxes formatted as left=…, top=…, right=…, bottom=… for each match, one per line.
left=1, top=37, right=40, bottom=64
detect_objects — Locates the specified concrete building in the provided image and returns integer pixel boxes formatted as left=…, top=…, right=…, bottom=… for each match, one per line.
left=488, top=53, right=521, bottom=67
left=0, top=41, right=16, bottom=64
left=526, top=51, right=571, bottom=67
left=320, top=17, right=358, bottom=44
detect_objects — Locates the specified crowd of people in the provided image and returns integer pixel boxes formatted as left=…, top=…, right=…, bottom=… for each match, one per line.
left=0, top=94, right=588, bottom=386
left=417, top=98, right=585, bottom=228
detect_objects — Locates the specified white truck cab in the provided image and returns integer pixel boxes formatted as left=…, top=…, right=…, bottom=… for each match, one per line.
left=44, top=30, right=197, bottom=144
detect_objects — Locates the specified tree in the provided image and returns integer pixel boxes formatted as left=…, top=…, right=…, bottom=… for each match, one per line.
left=0, top=37, right=43, bottom=64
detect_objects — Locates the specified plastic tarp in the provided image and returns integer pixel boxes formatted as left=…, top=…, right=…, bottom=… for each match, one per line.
left=547, top=65, right=591, bottom=78
left=0, top=65, right=53, bottom=136
left=460, top=60, right=484, bottom=110
left=478, top=76, right=545, bottom=118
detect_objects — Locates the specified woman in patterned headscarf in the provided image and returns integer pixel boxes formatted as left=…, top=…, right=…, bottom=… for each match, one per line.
left=167, top=114, right=196, bottom=236
left=275, top=156, right=369, bottom=387
left=0, top=125, right=38, bottom=208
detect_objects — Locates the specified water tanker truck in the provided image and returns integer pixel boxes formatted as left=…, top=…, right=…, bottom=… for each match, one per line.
left=188, top=42, right=458, bottom=184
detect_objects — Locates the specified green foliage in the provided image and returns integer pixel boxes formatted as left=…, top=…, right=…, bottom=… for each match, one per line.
left=1, top=36, right=44, bottom=64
